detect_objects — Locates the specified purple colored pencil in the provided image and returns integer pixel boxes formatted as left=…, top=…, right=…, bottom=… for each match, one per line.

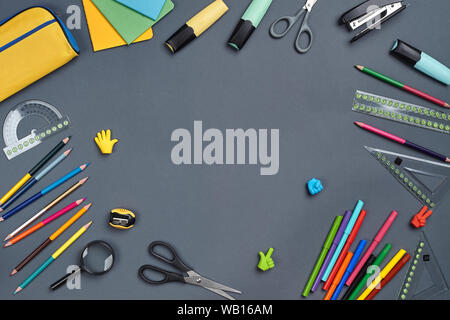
left=311, top=210, right=352, bottom=292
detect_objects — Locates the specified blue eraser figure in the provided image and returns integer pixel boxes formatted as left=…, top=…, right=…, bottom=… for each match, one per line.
left=307, top=178, right=323, bottom=195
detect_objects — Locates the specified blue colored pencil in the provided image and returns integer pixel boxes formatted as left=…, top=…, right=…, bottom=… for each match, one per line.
left=0, top=149, right=72, bottom=213
left=0, top=163, right=89, bottom=222
left=331, top=239, right=367, bottom=300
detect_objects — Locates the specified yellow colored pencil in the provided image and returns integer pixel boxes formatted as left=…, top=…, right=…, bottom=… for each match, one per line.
left=14, top=221, right=92, bottom=294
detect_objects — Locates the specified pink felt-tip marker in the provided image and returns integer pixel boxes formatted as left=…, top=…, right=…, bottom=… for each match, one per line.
left=345, top=210, right=398, bottom=286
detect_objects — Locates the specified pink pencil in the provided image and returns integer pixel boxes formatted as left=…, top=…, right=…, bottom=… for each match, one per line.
left=3, top=198, right=85, bottom=247
left=345, top=210, right=398, bottom=286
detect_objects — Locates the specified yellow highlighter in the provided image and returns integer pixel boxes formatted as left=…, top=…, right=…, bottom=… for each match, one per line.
left=357, top=249, right=406, bottom=300
left=165, top=0, right=228, bottom=53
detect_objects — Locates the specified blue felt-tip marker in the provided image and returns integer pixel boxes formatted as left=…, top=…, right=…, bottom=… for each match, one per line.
left=331, top=239, right=367, bottom=300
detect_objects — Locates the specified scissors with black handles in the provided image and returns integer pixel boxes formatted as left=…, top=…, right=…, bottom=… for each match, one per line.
left=138, top=241, right=242, bottom=300
left=270, top=0, right=318, bottom=53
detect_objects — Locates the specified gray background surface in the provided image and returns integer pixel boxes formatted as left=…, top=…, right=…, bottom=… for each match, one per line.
left=0, top=0, right=448, bottom=300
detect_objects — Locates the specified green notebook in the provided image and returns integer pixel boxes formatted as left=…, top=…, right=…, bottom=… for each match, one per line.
left=92, top=0, right=174, bottom=44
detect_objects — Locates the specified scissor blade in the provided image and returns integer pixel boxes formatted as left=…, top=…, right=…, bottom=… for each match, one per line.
left=304, top=0, right=318, bottom=11
left=205, top=287, right=236, bottom=301
left=185, top=271, right=242, bottom=294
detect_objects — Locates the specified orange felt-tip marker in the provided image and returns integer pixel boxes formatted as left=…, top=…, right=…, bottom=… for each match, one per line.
left=323, top=209, right=367, bottom=291
left=324, top=252, right=353, bottom=300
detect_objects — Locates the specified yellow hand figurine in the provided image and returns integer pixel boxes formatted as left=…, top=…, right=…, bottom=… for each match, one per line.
left=95, top=129, right=118, bottom=154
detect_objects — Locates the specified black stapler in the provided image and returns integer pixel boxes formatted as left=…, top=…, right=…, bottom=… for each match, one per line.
left=340, top=0, right=407, bottom=42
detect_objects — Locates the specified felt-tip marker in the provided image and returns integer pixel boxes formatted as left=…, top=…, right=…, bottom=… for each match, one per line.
left=165, top=0, right=228, bottom=53
left=228, top=0, right=272, bottom=50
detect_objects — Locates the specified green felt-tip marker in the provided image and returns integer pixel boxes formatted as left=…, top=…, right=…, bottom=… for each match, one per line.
left=302, top=216, right=343, bottom=297
left=228, top=0, right=272, bottom=50
left=346, top=243, right=392, bottom=300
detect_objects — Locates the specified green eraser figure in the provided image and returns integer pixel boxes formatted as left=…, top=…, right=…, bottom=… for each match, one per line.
left=258, top=248, right=275, bottom=271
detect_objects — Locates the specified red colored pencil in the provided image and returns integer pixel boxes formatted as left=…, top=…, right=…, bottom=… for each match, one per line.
left=365, top=253, right=411, bottom=300
left=3, top=198, right=84, bottom=247
left=323, top=210, right=367, bottom=291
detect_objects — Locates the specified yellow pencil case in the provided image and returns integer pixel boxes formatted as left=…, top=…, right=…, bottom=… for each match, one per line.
left=0, top=7, right=79, bottom=103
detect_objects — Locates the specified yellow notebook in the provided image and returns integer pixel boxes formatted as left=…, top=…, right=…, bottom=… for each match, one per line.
left=82, top=0, right=153, bottom=52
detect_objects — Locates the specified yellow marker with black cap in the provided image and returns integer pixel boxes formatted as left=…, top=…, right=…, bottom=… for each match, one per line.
left=165, top=0, right=228, bottom=53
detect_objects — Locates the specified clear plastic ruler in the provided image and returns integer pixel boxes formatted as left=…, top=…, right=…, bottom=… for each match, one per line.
left=398, top=232, right=448, bottom=300
left=2, top=100, right=71, bottom=160
left=365, top=146, right=450, bottom=209
left=353, top=90, right=450, bottom=134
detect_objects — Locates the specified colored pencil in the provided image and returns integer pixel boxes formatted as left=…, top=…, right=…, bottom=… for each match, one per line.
left=366, top=253, right=411, bottom=300
left=346, top=210, right=397, bottom=286
left=4, top=199, right=84, bottom=247
left=11, top=203, right=91, bottom=275
left=0, top=163, right=89, bottom=222
left=312, top=210, right=352, bottom=292
left=346, top=243, right=392, bottom=300
left=0, top=149, right=72, bottom=213
left=302, top=216, right=343, bottom=297
left=324, top=252, right=353, bottom=300
left=331, top=239, right=367, bottom=300
left=355, top=65, right=449, bottom=108
left=4, top=178, right=88, bottom=242
left=322, top=200, right=364, bottom=281
left=355, top=122, right=450, bottom=163
left=0, top=137, right=70, bottom=206
left=14, top=221, right=92, bottom=294
left=357, top=249, right=407, bottom=300
left=323, top=209, right=367, bottom=290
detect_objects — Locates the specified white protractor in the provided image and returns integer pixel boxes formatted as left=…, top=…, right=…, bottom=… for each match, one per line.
left=2, top=100, right=70, bottom=160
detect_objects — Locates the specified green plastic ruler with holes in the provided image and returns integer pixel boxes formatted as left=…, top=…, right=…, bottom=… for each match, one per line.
left=365, top=146, right=450, bottom=209
left=353, top=90, right=450, bottom=134
left=398, top=232, right=448, bottom=300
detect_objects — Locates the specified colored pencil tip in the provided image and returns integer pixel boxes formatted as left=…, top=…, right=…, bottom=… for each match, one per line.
left=354, top=121, right=363, bottom=127
left=84, top=203, right=92, bottom=210
left=63, top=137, right=71, bottom=144
left=4, top=234, right=12, bottom=242
left=13, top=287, right=22, bottom=295
left=0, top=207, right=3, bottom=213
left=355, top=65, right=364, bottom=71
left=10, top=269, right=17, bottom=276
left=84, top=221, right=93, bottom=229
left=446, top=158, right=450, bottom=163
left=4, top=241, right=12, bottom=248
left=76, top=198, right=85, bottom=205
left=80, top=163, right=89, bottom=170
left=64, top=148, right=73, bottom=156
left=0, top=217, right=4, bottom=222
left=79, top=177, right=89, bottom=184
left=445, top=102, right=449, bottom=108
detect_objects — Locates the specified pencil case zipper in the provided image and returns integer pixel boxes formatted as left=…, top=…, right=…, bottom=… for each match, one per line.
left=0, top=6, right=79, bottom=54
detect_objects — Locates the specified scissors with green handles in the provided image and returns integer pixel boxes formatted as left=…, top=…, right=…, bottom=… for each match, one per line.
left=270, top=0, right=318, bottom=53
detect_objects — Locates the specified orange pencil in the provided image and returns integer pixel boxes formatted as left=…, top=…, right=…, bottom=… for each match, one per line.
left=11, top=203, right=92, bottom=275
left=324, top=252, right=353, bottom=300
left=4, top=198, right=84, bottom=247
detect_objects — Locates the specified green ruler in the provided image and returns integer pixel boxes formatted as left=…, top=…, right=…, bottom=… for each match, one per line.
left=365, top=146, right=450, bottom=209
left=353, top=90, right=450, bottom=134
left=398, top=232, right=448, bottom=300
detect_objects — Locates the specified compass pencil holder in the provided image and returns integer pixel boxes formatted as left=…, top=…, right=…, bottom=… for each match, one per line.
left=0, top=7, right=79, bottom=103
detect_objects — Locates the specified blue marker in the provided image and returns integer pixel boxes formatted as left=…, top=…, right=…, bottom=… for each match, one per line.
left=322, top=200, right=364, bottom=281
left=391, top=39, right=450, bottom=85
left=0, top=163, right=88, bottom=221
left=331, top=239, right=367, bottom=300
left=0, top=149, right=72, bottom=212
